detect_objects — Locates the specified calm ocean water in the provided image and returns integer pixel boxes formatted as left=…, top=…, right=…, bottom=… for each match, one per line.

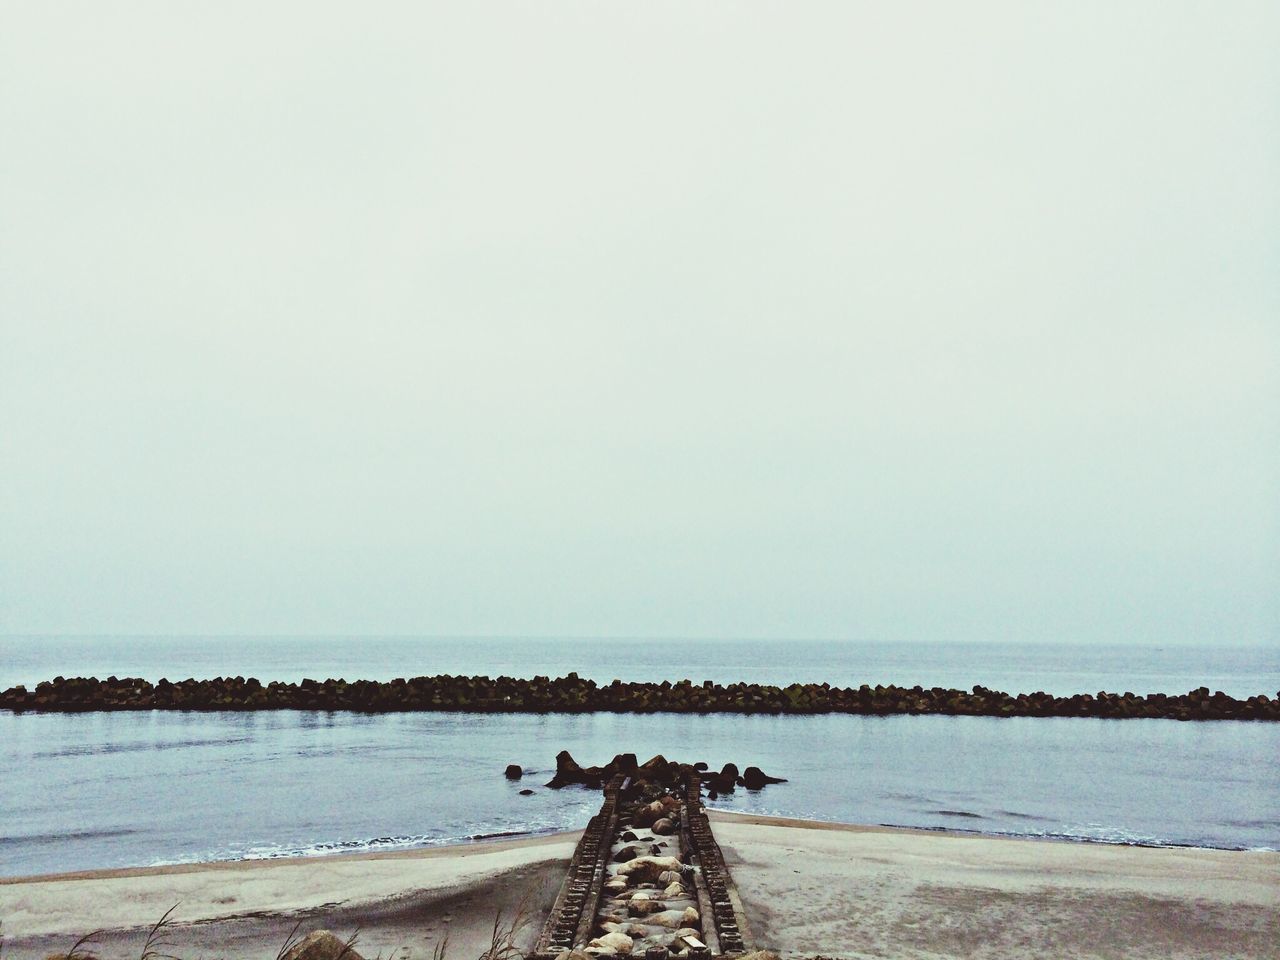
left=2, top=637, right=1278, bottom=877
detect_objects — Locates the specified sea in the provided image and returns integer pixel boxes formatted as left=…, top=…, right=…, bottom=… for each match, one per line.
left=2, top=636, right=1278, bottom=878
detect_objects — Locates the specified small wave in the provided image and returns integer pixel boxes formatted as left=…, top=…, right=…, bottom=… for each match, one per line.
left=933, top=809, right=986, bottom=819
left=162, top=825, right=570, bottom=866
left=0, top=827, right=140, bottom=847
left=879, top=820, right=1257, bottom=851
left=995, top=809, right=1052, bottom=822
left=34, top=737, right=251, bottom=758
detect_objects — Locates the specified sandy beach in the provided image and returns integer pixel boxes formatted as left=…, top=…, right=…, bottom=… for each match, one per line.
left=2, top=814, right=1277, bottom=960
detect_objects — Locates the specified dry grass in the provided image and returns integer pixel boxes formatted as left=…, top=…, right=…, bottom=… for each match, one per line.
left=15, top=903, right=531, bottom=960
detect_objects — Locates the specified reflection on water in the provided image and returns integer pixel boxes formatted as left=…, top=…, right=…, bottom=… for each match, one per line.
left=2, top=708, right=1277, bottom=877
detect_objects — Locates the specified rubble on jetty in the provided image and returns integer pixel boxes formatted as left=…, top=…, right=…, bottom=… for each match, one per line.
left=2, top=673, right=1276, bottom=720
left=534, top=757, right=753, bottom=958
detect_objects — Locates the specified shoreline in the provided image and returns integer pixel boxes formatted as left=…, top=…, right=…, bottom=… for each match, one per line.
left=0, top=827, right=582, bottom=886
left=2, top=813, right=1277, bottom=959
left=5, top=810, right=1273, bottom=887
left=5, top=814, right=1274, bottom=885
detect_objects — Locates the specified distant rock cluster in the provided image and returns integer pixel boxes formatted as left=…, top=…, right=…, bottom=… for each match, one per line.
left=537, top=750, right=787, bottom=797
left=2, top=674, right=1276, bottom=720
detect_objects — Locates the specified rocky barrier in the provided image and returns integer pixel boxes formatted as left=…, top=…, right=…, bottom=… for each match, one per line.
left=534, top=751, right=786, bottom=799
left=2, top=674, right=1277, bottom=720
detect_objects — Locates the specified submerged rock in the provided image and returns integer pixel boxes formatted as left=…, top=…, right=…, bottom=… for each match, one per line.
left=740, top=766, right=786, bottom=790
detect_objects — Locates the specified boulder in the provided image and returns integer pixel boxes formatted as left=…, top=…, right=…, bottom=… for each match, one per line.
left=649, top=910, right=693, bottom=930
left=587, top=932, right=634, bottom=955
left=707, top=763, right=737, bottom=794
left=632, top=801, right=667, bottom=828
left=651, top=818, right=675, bottom=836
left=610, top=753, right=639, bottom=774
left=740, top=766, right=786, bottom=790
left=504, top=764, right=523, bottom=780
left=519, top=788, right=535, bottom=796
left=617, top=856, right=683, bottom=883
left=628, top=899, right=667, bottom=917
left=547, top=750, right=607, bottom=788
left=281, top=931, right=365, bottom=960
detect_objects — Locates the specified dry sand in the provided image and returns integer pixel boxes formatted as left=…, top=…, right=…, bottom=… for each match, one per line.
left=711, top=812, right=1280, bottom=959
left=2, top=815, right=1277, bottom=960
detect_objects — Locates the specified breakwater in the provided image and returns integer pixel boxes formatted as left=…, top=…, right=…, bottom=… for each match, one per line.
left=533, top=755, right=753, bottom=959
left=3, top=673, right=1277, bottom=720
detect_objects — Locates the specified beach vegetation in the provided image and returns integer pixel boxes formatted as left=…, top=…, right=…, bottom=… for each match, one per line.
left=3, top=903, right=529, bottom=960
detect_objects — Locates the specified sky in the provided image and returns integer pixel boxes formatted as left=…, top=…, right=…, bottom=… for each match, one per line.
left=1, top=1, right=1277, bottom=645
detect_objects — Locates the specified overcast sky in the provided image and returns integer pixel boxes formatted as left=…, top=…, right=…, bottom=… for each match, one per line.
left=1, top=1, right=1276, bottom=644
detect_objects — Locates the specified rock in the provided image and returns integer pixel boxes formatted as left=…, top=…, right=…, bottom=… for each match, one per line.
left=680, top=907, right=699, bottom=927
left=651, top=817, right=675, bottom=835
left=632, top=801, right=667, bottom=828
left=504, top=764, right=523, bottom=780
left=657, top=870, right=682, bottom=884
left=519, top=788, right=534, bottom=796
left=281, top=931, right=365, bottom=960
left=547, top=750, right=607, bottom=788
left=555, top=951, right=592, bottom=960
left=587, top=932, right=634, bottom=955
left=649, top=910, right=692, bottom=930
left=611, top=753, right=639, bottom=774
left=605, top=877, right=629, bottom=893
left=637, top=754, right=672, bottom=776
left=628, top=899, right=667, bottom=917
left=707, top=763, right=737, bottom=794
left=662, top=881, right=687, bottom=898
left=621, top=830, right=639, bottom=841
left=740, top=766, right=786, bottom=790
left=613, top=845, right=641, bottom=863
left=617, top=856, right=683, bottom=882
